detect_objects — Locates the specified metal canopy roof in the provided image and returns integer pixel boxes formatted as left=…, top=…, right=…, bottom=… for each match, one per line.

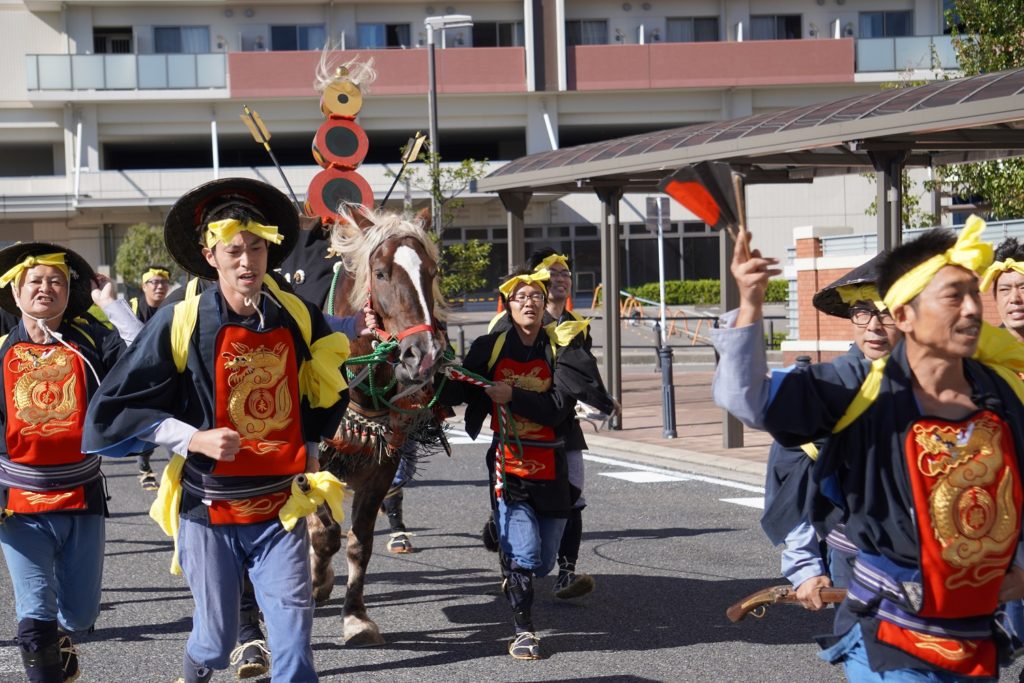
left=479, top=68, right=1024, bottom=194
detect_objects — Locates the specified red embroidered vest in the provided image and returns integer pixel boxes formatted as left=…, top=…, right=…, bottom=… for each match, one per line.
left=3, top=342, right=90, bottom=513
left=209, top=325, right=305, bottom=525
left=490, top=357, right=557, bottom=482
left=875, top=410, right=1022, bottom=677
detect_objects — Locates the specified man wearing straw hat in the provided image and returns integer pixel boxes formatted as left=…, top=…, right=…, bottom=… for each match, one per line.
left=713, top=220, right=1024, bottom=680
left=83, top=178, right=350, bottom=682
left=0, top=243, right=125, bottom=682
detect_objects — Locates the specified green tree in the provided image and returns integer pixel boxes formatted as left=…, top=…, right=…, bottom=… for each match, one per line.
left=114, top=223, right=180, bottom=287
left=391, top=146, right=492, bottom=297
left=863, top=170, right=939, bottom=228
left=942, top=0, right=1024, bottom=219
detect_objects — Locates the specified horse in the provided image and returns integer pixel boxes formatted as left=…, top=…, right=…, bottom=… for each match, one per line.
left=308, top=205, right=449, bottom=646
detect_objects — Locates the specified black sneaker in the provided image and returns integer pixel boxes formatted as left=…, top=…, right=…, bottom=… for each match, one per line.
left=57, top=634, right=80, bottom=682
left=553, top=571, right=595, bottom=600
left=230, top=640, right=270, bottom=679
left=508, top=631, right=542, bottom=660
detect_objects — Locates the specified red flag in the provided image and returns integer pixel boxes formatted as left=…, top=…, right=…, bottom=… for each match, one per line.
left=659, top=162, right=742, bottom=234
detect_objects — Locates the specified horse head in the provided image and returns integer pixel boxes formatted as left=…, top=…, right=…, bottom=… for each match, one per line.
left=330, top=205, right=447, bottom=390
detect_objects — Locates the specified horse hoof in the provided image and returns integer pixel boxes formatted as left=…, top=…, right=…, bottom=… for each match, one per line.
left=343, top=618, right=385, bottom=647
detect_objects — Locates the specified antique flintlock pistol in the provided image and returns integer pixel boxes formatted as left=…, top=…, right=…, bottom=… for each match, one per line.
left=726, top=585, right=847, bottom=623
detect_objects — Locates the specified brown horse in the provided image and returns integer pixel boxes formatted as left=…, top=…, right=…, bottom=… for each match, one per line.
left=309, top=205, right=448, bottom=646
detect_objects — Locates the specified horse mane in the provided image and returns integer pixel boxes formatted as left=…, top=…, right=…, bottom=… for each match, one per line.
left=329, top=204, right=448, bottom=321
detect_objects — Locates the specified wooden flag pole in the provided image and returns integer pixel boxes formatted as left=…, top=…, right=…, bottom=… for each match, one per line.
left=731, top=170, right=750, bottom=259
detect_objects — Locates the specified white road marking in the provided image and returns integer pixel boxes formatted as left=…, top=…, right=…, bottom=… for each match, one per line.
left=583, top=452, right=764, bottom=494
left=719, top=497, right=765, bottom=510
left=601, top=471, right=689, bottom=483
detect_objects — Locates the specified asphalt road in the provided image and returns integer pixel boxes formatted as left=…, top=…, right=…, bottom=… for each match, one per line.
left=1, top=436, right=1022, bottom=682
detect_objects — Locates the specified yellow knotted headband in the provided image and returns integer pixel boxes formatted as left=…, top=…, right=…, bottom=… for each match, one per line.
left=141, top=268, right=170, bottom=285
left=882, top=215, right=992, bottom=311
left=534, top=253, right=569, bottom=274
left=204, top=218, right=284, bottom=249
left=499, top=271, right=550, bottom=299
left=979, top=258, right=1024, bottom=293
left=0, top=252, right=69, bottom=289
left=836, top=284, right=885, bottom=312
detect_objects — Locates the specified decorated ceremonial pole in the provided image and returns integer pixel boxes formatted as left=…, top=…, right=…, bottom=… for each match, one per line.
left=240, top=104, right=301, bottom=210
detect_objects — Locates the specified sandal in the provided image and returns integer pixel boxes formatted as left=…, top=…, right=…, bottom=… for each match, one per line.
left=508, top=631, right=542, bottom=660
left=387, top=531, right=415, bottom=553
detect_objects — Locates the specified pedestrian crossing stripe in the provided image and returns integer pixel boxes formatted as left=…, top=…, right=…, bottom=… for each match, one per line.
left=600, top=471, right=689, bottom=483
left=719, top=497, right=765, bottom=510
left=444, top=429, right=476, bottom=445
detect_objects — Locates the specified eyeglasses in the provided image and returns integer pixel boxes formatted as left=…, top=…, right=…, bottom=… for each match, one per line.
left=849, top=307, right=895, bottom=327
left=145, top=279, right=169, bottom=287
left=510, top=293, right=545, bottom=305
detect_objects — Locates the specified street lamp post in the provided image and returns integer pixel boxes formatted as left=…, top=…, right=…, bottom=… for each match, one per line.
left=424, top=14, right=472, bottom=233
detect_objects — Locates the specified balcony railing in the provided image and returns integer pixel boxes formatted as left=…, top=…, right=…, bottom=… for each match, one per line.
left=855, top=35, right=958, bottom=73
left=25, top=53, right=227, bottom=91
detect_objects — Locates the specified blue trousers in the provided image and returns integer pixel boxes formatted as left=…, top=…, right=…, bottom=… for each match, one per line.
left=495, top=497, right=566, bottom=577
left=178, top=516, right=317, bottom=682
left=0, top=512, right=104, bottom=632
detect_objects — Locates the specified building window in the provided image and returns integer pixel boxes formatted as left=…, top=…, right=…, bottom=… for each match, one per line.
left=859, top=11, right=913, bottom=38
left=357, top=23, right=411, bottom=49
left=154, top=26, right=210, bottom=53
left=472, top=21, right=524, bottom=47
left=566, top=20, right=609, bottom=46
left=665, top=17, right=719, bottom=42
left=750, top=15, right=802, bottom=40
left=94, top=27, right=133, bottom=54
left=270, top=25, right=326, bottom=51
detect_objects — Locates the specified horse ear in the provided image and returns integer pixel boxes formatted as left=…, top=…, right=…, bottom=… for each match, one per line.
left=416, top=206, right=432, bottom=231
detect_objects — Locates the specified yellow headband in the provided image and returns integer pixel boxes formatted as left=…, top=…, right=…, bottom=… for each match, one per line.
left=979, top=258, right=1024, bottom=293
left=0, top=252, right=69, bottom=289
left=499, top=271, right=550, bottom=299
left=204, top=218, right=284, bottom=249
left=836, top=283, right=885, bottom=312
left=882, top=215, right=992, bottom=311
left=534, top=253, right=569, bottom=274
left=141, top=268, right=170, bottom=285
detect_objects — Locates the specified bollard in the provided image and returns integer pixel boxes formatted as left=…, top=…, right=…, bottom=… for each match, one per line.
left=653, top=321, right=662, bottom=373
left=658, top=344, right=677, bottom=438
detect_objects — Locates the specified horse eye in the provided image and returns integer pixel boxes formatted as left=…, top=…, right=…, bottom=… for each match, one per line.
left=375, top=270, right=386, bottom=281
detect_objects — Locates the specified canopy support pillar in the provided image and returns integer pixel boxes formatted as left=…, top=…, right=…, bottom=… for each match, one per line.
left=595, top=185, right=623, bottom=429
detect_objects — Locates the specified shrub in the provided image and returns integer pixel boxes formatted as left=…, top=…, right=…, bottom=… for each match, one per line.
left=625, top=279, right=788, bottom=305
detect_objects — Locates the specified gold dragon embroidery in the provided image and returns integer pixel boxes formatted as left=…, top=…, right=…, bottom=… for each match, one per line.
left=221, top=341, right=293, bottom=455
left=226, top=492, right=288, bottom=518
left=496, top=366, right=553, bottom=475
left=907, top=631, right=977, bottom=662
left=8, top=346, right=78, bottom=437
left=914, top=416, right=1018, bottom=589
left=21, top=491, right=74, bottom=506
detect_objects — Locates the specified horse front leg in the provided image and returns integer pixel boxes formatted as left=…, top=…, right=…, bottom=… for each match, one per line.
left=308, top=506, right=343, bottom=605
left=342, top=463, right=398, bottom=647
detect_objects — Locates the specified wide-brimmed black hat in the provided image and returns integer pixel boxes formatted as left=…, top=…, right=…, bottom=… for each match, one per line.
left=0, top=242, right=95, bottom=318
left=164, top=178, right=300, bottom=279
left=812, top=251, right=888, bottom=318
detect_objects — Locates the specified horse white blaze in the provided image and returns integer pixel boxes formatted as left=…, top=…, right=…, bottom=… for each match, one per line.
left=393, top=245, right=434, bottom=355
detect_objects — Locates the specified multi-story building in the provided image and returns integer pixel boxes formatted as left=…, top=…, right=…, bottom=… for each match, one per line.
left=0, top=0, right=959, bottom=296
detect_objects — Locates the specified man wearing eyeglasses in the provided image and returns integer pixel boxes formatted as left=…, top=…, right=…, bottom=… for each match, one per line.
left=440, top=267, right=578, bottom=660
left=130, top=265, right=172, bottom=324
left=762, top=254, right=899, bottom=633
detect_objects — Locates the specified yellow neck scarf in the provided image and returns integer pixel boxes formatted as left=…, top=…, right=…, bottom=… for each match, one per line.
left=0, top=253, right=68, bottom=289
left=882, top=215, right=992, bottom=311
left=204, top=219, right=284, bottom=249
left=836, top=283, right=885, bottom=312
left=979, top=257, right=1024, bottom=293
left=499, top=271, right=549, bottom=299
left=534, top=253, right=569, bottom=274
left=141, top=268, right=170, bottom=285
